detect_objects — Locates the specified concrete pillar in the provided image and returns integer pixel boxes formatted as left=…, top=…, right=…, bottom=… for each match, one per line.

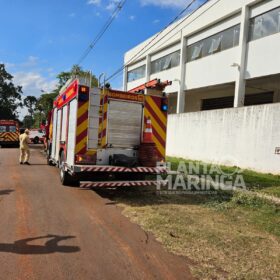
left=123, top=66, right=128, bottom=91
left=145, top=55, right=151, bottom=83
left=176, top=33, right=187, bottom=113
left=234, top=5, right=250, bottom=107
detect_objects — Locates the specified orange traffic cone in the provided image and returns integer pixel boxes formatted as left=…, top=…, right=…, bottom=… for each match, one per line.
left=143, top=117, right=153, bottom=143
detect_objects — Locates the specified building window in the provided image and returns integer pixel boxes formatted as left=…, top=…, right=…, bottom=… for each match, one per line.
left=201, top=96, right=234, bottom=111
left=191, top=44, right=203, bottom=60
left=151, top=50, right=180, bottom=74
left=208, top=35, right=222, bottom=54
left=127, top=65, right=146, bottom=82
left=249, top=6, right=280, bottom=41
left=187, top=24, right=240, bottom=62
left=244, top=92, right=274, bottom=106
left=201, top=92, right=274, bottom=111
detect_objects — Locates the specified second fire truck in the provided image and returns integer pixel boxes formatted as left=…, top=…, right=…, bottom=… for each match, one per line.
left=0, top=120, right=20, bottom=147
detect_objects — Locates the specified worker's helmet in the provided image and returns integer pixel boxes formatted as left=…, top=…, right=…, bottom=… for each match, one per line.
left=24, top=129, right=30, bottom=134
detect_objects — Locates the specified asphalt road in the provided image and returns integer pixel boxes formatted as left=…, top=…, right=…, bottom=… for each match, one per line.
left=0, top=145, right=193, bottom=280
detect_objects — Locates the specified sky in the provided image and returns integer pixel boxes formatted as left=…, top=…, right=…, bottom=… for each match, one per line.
left=0, top=0, right=206, bottom=118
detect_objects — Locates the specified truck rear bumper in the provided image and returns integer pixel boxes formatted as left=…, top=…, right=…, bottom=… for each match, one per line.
left=80, top=180, right=168, bottom=188
left=72, top=165, right=168, bottom=174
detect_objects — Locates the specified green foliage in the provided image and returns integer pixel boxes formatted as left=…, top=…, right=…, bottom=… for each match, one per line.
left=22, top=115, right=33, bottom=128
left=167, top=156, right=280, bottom=191
left=231, top=192, right=268, bottom=207
left=23, top=95, right=37, bottom=118
left=21, top=65, right=98, bottom=125
left=36, top=92, right=57, bottom=118
left=55, top=65, right=98, bottom=94
left=33, top=112, right=43, bottom=128
left=0, top=63, right=23, bottom=119
left=261, top=186, right=280, bottom=198
left=56, top=71, right=72, bottom=93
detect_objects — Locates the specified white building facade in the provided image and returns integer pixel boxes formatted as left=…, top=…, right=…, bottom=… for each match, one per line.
left=124, top=0, right=280, bottom=174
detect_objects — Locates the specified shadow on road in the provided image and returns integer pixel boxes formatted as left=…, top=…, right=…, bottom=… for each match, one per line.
left=94, top=186, right=234, bottom=207
left=0, top=189, right=14, bottom=196
left=0, top=234, right=80, bottom=255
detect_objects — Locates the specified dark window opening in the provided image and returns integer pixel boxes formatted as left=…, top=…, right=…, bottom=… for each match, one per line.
left=245, top=92, right=274, bottom=106
left=201, top=96, right=233, bottom=111
left=201, top=92, right=274, bottom=111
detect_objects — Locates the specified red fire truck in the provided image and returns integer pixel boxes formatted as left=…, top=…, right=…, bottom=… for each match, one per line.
left=46, top=78, right=170, bottom=187
left=0, top=120, right=20, bottom=147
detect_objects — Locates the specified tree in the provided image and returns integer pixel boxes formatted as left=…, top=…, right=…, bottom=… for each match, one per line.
left=33, top=112, right=43, bottom=128
left=23, top=115, right=33, bottom=129
left=0, top=64, right=23, bottom=119
left=56, top=71, right=72, bottom=92
left=35, top=92, right=57, bottom=126
left=23, top=65, right=99, bottom=126
left=24, top=96, right=37, bottom=118
left=55, top=65, right=98, bottom=94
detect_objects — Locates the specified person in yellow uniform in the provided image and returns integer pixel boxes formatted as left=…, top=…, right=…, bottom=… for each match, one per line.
left=19, top=129, right=30, bottom=165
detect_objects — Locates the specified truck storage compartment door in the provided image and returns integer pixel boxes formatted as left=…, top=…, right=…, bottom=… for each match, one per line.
left=88, top=88, right=100, bottom=149
left=55, top=109, right=62, bottom=161
left=51, top=108, right=58, bottom=159
left=66, top=99, right=77, bottom=165
left=107, top=100, right=143, bottom=148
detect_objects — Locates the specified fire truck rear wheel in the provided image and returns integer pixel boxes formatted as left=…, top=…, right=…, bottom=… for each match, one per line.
left=59, top=151, right=79, bottom=187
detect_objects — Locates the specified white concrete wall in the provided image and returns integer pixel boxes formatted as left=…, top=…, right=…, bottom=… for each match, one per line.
left=251, top=0, right=280, bottom=17
left=127, top=77, right=146, bottom=91
left=127, top=60, right=146, bottom=71
left=151, top=43, right=180, bottom=61
left=185, top=48, right=239, bottom=89
left=187, top=13, right=241, bottom=45
left=246, top=33, right=280, bottom=79
left=150, top=67, right=180, bottom=94
left=167, top=103, right=280, bottom=174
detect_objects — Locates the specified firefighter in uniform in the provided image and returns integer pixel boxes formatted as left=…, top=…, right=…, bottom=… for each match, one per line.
left=19, top=129, right=30, bottom=165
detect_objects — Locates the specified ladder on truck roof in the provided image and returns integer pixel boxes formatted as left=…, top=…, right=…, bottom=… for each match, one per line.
left=128, top=79, right=172, bottom=94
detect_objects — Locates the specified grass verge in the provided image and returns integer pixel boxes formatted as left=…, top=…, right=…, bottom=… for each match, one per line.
left=167, top=156, right=280, bottom=193
left=97, top=158, right=280, bottom=279
left=100, top=189, right=280, bottom=279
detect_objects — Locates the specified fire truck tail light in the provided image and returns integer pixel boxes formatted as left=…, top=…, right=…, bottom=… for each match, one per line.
left=79, top=85, right=89, bottom=94
left=76, top=154, right=95, bottom=163
left=78, top=85, right=89, bottom=102
left=80, top=86, right=87, bottom=93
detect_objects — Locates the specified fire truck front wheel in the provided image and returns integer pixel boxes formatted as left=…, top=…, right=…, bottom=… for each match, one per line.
left=59, top=151, right=79, bottom=187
